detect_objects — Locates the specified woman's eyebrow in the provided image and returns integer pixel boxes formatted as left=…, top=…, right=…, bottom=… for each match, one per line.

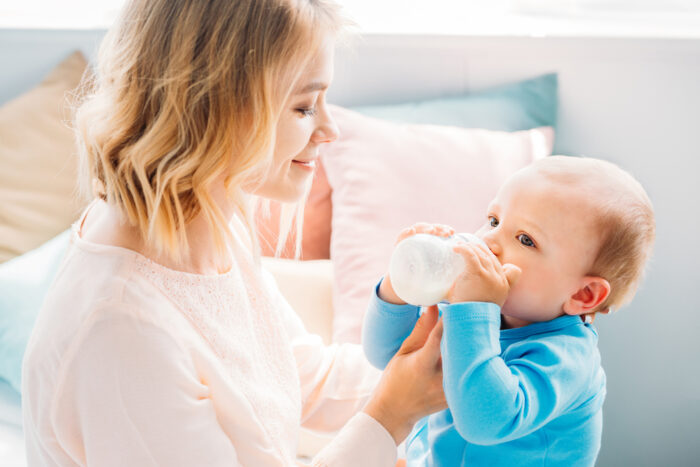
left=296, top=81, right=328, bottom=94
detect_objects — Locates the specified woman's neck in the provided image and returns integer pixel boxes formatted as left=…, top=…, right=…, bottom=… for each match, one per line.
left=82, top=197, right=235, bottom=276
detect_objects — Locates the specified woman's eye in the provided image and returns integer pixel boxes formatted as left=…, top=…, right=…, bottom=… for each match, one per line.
left=489, top=216, right=499, bottom=227
left=295, top=106, right=317, bottom=117
left=518, top=234, right=535, bottom=248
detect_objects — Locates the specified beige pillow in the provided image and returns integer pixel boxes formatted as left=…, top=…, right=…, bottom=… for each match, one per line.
left=0, top=51, right=88, bottom=263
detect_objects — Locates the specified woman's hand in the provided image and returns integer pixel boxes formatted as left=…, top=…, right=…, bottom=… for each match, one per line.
left=363, top=305, right=447, bottom=444
left=447, top=242, right=521, bottom=306
left=378, top=223, right=456, bottom=305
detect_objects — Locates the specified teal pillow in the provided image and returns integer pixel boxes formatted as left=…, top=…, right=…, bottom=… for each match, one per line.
left=351, top=73, right=557, bottom=132
left=0, top=230, right=71, bottom=393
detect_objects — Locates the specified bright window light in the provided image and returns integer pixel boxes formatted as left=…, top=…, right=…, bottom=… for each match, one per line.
left=1, top=0, right=699, bottom=37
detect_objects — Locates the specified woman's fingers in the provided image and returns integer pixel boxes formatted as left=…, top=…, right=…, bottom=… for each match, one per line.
left=419, top=315, right=444, bottom=368
left=398, top=305, right=439, bottom=355
left=414, top=312, right=447, bottom=412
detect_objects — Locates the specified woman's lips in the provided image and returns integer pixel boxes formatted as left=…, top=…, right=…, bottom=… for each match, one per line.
left=292, top=159, right=316, bottom=170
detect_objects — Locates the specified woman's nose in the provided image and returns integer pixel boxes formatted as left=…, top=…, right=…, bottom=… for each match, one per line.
left=312, top=108, right=340, bottom=144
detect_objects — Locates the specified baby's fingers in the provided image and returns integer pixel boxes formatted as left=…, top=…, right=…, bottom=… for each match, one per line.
left=395, top=226, right=418, bottom=244
left=502, top=263, right=522, bottom=287
left=432, top=224, right=456, bottom=237
left=452, top=243, right=482, bottom=270
left=395, top=223, right=455, bottom=244
left=412, top=222, right=454, bottom=237
left=470, top=243, right=501, bottom=273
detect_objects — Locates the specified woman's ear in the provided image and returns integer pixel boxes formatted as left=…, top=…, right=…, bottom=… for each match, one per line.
left=564, top=276, right=611, bottom=316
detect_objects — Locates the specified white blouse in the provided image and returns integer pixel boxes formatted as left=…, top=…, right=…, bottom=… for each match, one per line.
left=21, top=205, right=396, bottom=466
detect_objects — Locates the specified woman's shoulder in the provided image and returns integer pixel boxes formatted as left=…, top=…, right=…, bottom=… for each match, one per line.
left=68, top=201, right=207, bottom=318
left=23, top=241, right=208, bottom=398
left=36, top=229, right=192, bottom=347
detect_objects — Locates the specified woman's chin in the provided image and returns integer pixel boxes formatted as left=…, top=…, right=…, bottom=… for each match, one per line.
left=247, top=179, right=308, bottom=203
left=266, top=185, right=307, bottom=203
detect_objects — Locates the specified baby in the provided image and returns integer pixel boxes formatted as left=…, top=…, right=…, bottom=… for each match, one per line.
left=362, top=156, right=655, bottom=466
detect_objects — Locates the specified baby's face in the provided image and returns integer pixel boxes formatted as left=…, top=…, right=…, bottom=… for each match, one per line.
left=475, top=168, right=602, bottom=327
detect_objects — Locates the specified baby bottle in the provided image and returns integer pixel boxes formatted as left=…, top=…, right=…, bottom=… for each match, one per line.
left=388, top=232, right=487, bottom=306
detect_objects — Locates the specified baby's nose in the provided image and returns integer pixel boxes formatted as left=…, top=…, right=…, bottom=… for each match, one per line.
left=482, top=235, right=501, bottom=256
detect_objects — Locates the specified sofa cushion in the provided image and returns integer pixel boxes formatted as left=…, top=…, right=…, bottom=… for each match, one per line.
left=261, top=257, right=334, bottom=344
left=0, top=230, right=71, bottom=392
left=0, top=51, right=88, bottom=263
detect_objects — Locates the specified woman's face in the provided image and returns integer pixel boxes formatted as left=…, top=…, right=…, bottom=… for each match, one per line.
left=250, top=39, right=339, bottom=202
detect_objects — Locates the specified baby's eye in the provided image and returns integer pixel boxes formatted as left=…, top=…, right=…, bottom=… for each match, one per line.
left=489, top=216, right=499, bottom=227
left=518, top=234, right=535, bottom=248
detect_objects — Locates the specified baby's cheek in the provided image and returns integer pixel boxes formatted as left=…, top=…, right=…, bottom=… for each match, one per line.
left=505, top=281, right=529, bottom=306
left=504, top=270, right=546, bottom=310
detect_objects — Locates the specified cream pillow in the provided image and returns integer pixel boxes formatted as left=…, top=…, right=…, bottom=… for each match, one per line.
left=261, top=257, right=334, bottom=345
left=0, top=51, right=88, bottom=263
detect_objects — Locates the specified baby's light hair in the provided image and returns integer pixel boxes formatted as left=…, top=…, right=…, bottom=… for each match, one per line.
left=532, top=156, right=655, bottom=312
left=73, top=0, right=347, bottom=266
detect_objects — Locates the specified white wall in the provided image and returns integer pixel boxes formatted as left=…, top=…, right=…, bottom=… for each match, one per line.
left=1, top=29, right=699, bottom=466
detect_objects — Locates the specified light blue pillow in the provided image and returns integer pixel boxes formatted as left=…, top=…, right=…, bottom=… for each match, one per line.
left=351, top=73, right=557, bottom=132
left=0, top=230, right=71, bottom=393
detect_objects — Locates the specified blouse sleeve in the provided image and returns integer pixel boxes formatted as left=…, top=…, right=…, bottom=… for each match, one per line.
left=260, top=269, right=398, bottom=467
left=52, top=305, right=242, bottom=467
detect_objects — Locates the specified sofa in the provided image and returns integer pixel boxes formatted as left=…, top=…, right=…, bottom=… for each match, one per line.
left=1, top=28, right=699, bottom=467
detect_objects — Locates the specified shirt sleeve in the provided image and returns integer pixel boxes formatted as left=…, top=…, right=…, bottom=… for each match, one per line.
left=260, top=268, right=380, bottom=430
left=361, top=278, right=422, bottom=370
left=441, top=301, right=595, bottom=445
left=309, top=412, right=397, bottom=467
left=53, top=306, right=242, bottom=467
left=260, top=269, right=398, bottom=467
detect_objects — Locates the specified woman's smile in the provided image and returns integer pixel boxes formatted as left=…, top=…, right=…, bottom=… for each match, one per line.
left=291, top=159, right=316, bottom=170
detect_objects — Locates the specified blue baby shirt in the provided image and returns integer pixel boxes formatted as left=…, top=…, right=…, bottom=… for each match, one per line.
left=362, top=280, right=606, bottom=467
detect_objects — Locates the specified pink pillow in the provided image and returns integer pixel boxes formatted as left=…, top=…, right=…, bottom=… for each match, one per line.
left=321, top=105, right=554, bottom=343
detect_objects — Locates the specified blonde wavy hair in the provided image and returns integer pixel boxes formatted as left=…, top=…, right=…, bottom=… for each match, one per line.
left=75, top=0, right=346, bottom=266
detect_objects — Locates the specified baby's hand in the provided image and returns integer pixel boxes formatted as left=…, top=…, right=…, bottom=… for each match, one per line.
left=379, top=223, right=456, bottom=305
left=394, top=222, right=455, bottom=246
left=447, top=243, right=521, bottom=307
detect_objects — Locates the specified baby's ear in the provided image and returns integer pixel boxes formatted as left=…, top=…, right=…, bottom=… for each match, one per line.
left=564, top=277, right=611, bottom=316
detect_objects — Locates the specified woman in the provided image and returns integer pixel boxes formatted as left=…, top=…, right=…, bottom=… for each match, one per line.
left=21, top=1, right=446, bottom=466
